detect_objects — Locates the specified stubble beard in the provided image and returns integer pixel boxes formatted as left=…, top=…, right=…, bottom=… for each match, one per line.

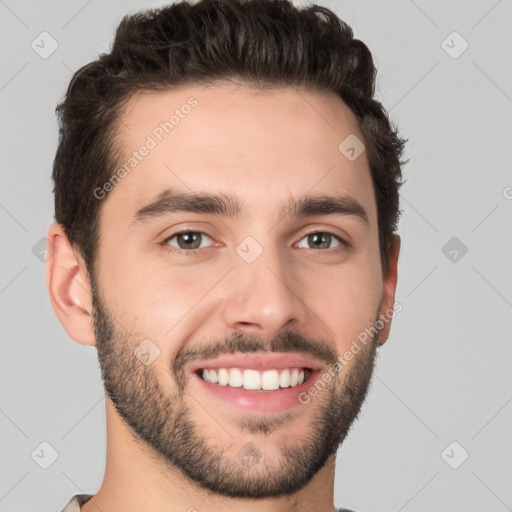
left=91, top=284, right=379, bottom=498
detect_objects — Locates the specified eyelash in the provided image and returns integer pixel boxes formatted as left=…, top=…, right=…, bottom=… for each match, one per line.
left=161, top=229, right=349, bottom=255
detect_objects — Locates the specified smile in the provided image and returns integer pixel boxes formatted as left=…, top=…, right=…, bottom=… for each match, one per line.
left=200, top=367, right=312, bottom=391
left=189, top=353, right=323, bottom=413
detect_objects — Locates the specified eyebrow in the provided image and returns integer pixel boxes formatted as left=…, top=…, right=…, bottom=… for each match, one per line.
left=131, top=187, right=369, bottom=227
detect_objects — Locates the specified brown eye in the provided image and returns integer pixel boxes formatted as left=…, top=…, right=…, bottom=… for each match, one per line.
left=296, top=232, right=343, bottom=250
left=164, top=231, right=212, bottom=251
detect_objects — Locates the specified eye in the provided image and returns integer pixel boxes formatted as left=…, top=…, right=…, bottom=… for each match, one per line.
left=163, top=231, right=214, bottom=251
left=296, top=231, right=345, bottom=250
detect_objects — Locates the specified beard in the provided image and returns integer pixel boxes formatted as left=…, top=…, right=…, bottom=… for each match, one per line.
left=91, top=283, right=380, bottom=499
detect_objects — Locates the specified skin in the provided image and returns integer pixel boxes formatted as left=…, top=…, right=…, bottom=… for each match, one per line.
left=46, top=82, right=400, bottom=512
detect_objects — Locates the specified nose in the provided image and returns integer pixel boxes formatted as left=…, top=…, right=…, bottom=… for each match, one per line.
left=221, top=243, right=309, bottom=339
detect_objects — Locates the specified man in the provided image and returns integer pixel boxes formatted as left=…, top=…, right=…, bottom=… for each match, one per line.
left=47, top=0, right=407, bottom=510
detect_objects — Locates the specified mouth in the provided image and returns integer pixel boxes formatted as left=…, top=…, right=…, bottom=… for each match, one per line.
left=189, top=353, right=324, bottom=413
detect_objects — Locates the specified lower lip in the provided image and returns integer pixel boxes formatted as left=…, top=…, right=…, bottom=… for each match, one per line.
left=191, top=370, right=321, bottom=413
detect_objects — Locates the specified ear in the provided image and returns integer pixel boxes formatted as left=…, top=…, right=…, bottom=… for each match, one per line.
left=376, top=234, right=400, bottom=347
left=45, top=223, right=97, bottom=346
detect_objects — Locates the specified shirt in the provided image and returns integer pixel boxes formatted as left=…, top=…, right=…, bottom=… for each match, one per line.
left=61, top=494, right=355, bottom=511
left=61, top=494, right=93, bottom=511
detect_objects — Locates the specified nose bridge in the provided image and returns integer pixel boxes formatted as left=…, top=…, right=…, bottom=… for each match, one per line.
left=221, top=236, right=307, bottom=336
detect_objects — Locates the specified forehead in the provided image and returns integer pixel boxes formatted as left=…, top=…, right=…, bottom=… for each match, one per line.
left=104, top=82, right=376, bottom=223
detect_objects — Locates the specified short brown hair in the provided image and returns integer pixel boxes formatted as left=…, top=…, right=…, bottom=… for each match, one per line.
left=52, top=0, right=408, bottom=278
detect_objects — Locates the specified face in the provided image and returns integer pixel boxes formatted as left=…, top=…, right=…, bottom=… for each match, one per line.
left=90, top=83, right=395, bottom=498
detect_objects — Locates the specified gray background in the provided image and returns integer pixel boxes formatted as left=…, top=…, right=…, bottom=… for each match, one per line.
left=1, top=0, right=511, bottom=511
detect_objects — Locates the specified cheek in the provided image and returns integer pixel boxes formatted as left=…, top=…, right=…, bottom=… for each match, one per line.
left=296, top=257, right=383, bottom=350
left=100, top=250, right=223, bottom=337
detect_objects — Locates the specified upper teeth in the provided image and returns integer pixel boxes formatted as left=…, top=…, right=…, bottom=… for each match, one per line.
left=202, top=368, right=305, bottom=390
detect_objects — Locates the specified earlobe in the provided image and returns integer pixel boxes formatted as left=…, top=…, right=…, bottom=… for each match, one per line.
left=45, top=223, right=97, bottom=346
left=377, top=234, right=401, bottom=347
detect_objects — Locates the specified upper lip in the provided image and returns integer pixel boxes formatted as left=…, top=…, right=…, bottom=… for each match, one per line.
left=189, top=353, right=324, bottom=373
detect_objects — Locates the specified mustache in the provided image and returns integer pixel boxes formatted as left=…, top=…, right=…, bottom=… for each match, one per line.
left=172, top=330, right=338, bottom=379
